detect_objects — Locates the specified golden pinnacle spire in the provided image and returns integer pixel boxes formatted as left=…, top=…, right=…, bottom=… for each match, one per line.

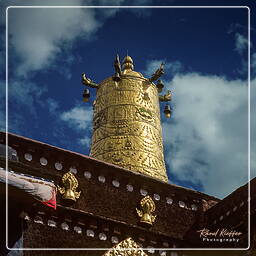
left=122, top=55, right=134, bottom=70
left=82, top=55, right=172, bottom=182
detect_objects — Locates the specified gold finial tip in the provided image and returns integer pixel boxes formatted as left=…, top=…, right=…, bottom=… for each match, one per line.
left=122, top=55, right=134, bottom=70
left=123, top=55, right=133, bottom=63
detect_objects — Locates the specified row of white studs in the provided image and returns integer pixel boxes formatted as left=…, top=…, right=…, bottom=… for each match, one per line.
left=23, top=153, right=198, bottom=211
left=25, top=215, right=171, bottom=254
left=31, top=215, right=118, bottom=242
left=86, top=172, right=198, bottom=211
left=213, top=201, right=245, bottom=224
left=24, top=153, right=77, bottom=172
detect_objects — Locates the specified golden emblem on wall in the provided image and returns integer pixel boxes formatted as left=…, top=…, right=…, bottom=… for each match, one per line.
left=136, top=195, right=156, bottom=226
left=58, top=172, right=81, bottom=202
left=103, top=237, right=148, bottom=256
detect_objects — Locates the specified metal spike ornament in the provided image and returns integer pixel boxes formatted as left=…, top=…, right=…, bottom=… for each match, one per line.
left=81, top=55, right=173, bottom=182
left=113, top=54, right=122, bottom=81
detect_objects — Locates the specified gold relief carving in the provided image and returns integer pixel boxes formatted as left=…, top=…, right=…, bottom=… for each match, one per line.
left=91, top=135, right=163, bottom=159
left=92, top=149, right=166, bottom=178
left=111, top=152, right=124, bottom=164
left=95, top=92, right=161, bottom=123
left=136, top=196, right=156, bottom=226
left=97, top=80, right=159, bottom=111
left=91, top=136, right=164, bottom=161
left=103, top=237, right=148, bottom=256
left=58, top=172, right=81, bottom=202
left=92, top=152, right=166, bottom=180
left=113, top=106, right=128, bottom=120
left=94, top=107, right=160, bottom=130
left=93, top=110, right=108, bottom=130
left=118, top=78, right=142, bottom=90
left=117, top=90, right=136, bottom=102
left=135, top=107, right=153, bottom=120
left=124, top=138, right=132, bottom=149
left=98, top=78, right=141, bottom=96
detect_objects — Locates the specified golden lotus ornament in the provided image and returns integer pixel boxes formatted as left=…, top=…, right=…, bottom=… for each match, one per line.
left=136, top=195, right=156, bottom=226
left=58, top=172, right=81, bottom=202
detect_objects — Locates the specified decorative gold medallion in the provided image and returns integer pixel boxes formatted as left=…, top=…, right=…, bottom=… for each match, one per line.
left=136, top=195, right=156, bottom=226
left=58, top=172, right=81, bottom=202
left=103, top=237, right=148, bottom=256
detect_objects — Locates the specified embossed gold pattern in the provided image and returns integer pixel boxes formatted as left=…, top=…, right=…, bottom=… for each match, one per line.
left=58, top=172, right=81, bottom=202
left=103, top=237, right=148, bottom=256
left=89, top=56, right=168, bottom=182
left=136, top=195, right=156, bottom=225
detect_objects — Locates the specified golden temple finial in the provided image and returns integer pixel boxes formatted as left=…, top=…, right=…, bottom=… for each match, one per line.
left=58, top=172, right=81, bottom=202
left=136, top=195, right=156, bottom=226
left=82, top=55, right=171, bottom=182
left=122, top=55, right=134, bottom=70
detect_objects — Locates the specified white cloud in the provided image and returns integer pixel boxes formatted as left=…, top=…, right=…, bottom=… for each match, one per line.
left=7, top=80, right=48, bottom=117
left=60, top=105, right=93, bottom=153
left=228, top=28, right=250, bottom=76
left=235, top=33, right=248, bottom=55
left=8, top=5, right=100, bottom=76
left=2, top=0, right=129, bottom=77
left=60, top=105, right=93, bottom=131
left=46, top=98, right=59, bottom=114
left=79, top=136, right=91, bottom=147
left=154, top=63, right=252, bottom=198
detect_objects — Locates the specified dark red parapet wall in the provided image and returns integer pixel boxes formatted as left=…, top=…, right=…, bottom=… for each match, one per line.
left=0, top=131, right=222, bottom=251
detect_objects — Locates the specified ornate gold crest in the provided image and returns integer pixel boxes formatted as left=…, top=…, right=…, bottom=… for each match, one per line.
left=58, top=172, right=81, bottom=202
left=136, top=195, right=156, bottom=225
left=103, top=237, right=148, bottom=256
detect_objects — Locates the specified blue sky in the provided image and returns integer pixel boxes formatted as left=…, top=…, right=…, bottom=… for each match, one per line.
left=1, top=0, right=255, bottom=199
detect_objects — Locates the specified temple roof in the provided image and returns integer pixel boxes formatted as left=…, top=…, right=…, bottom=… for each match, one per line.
left=1, top=131, right=254, bottom=251
left=0, top=131, right=219, bottom=242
